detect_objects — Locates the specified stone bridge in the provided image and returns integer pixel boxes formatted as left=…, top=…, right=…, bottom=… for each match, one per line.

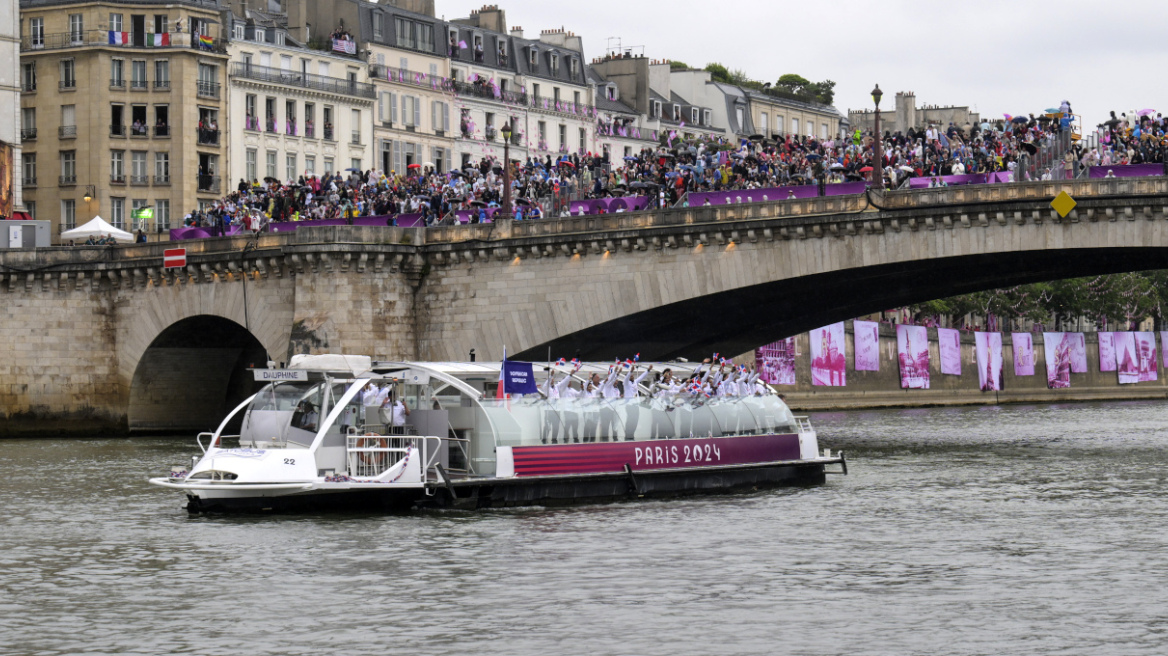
left=4, top=176, right=1168, bottom=435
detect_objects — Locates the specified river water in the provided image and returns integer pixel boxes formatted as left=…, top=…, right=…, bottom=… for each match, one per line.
left=3, top=401, right=1168, bottom=655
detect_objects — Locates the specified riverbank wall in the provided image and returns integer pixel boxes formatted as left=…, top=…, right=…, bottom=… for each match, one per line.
left=765, top=322, right=1168, bottom=411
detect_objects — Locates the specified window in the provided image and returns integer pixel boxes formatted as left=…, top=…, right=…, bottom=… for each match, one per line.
left=579, top=127, right=586, bottom=152
left=395, top=18, right=433, bottom=51
left=156, top=200, right=170, bottom=230
left=402, top=96, right=418, bottom=127
left=558, top=124, right=567, bottom=150
left=25, top=202, right=35, bottom=220
left=275, top=32, right=285, bottom=46
left=110, top=197, right=125, bottom=229
left=791, top=118, right=799, bottom=136
left=280, top=55, right=292, bottom=72
left=131, top=61, right=147, bottom=89
left=529, top=47, right=538, bottom=68
left=417, top=23, right=433, bottom=51
left=324, top=157, right=334, bottom=174
left=286, top=153, right=297, bottom=181
left=60, top=151, right=76, bottom=183
left=111, top=59, right=124, bottom=87
left=131, top=151, right=147, bottom=183
left=131, top=105, right=147, bottom=135
left=570, top=58, right=579, bottom=76
left=61, top=200, right=76, bottom=230
left=132, top=200, right=149, bottom=230
left=110, top=150, right=125, bottom=182
left=21, top=62, right=36, bottom=92
left=553, top=87, right=561, bottom=103
left=60, top=59, right=76, bottom=88
left=109, top=13, right=123, bottom=32
left=651, top=100, right=661, bottom=117
left=532, top=83, right=540, bottom=100
left=29, top=18, right=44, bottom=48
left=304, top=155, right=314, bottom=175
left=549, top=53, right=559, bottom=75
left=154, top=60, right=169, bottom=88
left=775, top=115, right=783, bottom=135
left=674, top=105, right=681, bottom=122
left=22, top=153, right=36, bottom=185
left=245, top=94, right=257, bottom=129
left=395, top=18, right=413, bottom=49
left=22, top=107, right=35, bottom=133
left=760, top=113, right=767, bottom=135
left=351, top=158, right=361, bottom=171
left=254, top=28, right=266, bottom=43
left=574, top=91, right=580, bottom=106
left=373, top=13, right=383, bottom=40
left=806, top=121, right=813, bottom=137
left=821, top=123, right=829, bottom=139
left=246, top=148, right=257, bottom=181
left=155, top=152, right=169, bottom=182
left=692, top=108, right=699, bottom=124
left=431, top=101, right=449, bottom=133
left=154, top=14, right=168, bottom=34
left=69, top=14, right=83, bottom=43
left=266, top=151, right=277, bottom=179
left=233, top=23, right=244, bottom=41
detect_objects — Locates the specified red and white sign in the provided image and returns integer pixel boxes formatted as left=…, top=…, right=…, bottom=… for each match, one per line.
left=163, top=248, right=186, bottom=269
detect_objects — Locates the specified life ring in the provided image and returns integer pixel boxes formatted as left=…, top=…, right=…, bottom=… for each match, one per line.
left=358, top=434, right=388, bottom=469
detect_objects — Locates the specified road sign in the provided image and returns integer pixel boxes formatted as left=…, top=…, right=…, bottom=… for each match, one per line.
left=163, top=248, right=186, bottom=269
left=1051, top=191, right=1077, bottom=218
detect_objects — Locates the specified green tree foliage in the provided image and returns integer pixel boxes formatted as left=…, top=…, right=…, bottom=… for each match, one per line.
left=775, top=74, right=811, bottom=94
left=669, top=60, right=690, bottom=71
left=704, top=63, right=732, bottom=84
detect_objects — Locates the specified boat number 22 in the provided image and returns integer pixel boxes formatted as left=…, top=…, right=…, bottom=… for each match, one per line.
left=284, top=458, right=295, bottom=465
left=634, top=443, right=721, bottom=467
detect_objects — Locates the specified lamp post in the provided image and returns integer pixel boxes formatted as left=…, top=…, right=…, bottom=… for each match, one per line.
left=871, top=84, right=884, bottom=190
left=500, top=121, right=513, bottom=217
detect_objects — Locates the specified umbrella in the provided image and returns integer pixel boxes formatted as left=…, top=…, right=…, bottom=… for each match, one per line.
left=1020, top=142, right=1038, bottom=155
left=1044, top=108, right=1060, bottom=114
left=749, top=134, right=765, bottom=141
left=423, top=162, right=434, bottom=169
left=263, top=176, right=280, bottom=183
left=558, top=161, right=575, bottom=168
left=469, top=200, right=487, bottom=207
left=1011, top=116, right=1029, bottom=124
left=1139, top=109, right=1156, bottom=116
left=859, top=166, right=874, bottom=173
left=515, top=198, right=533, bottom=206
left=898, top=165, right=914, bottom=172
left=805, top=153, right=821, bottom=161
left=623, top=156, right=639, bottom=161
left=630, top=181, right=652, bottom=189
left=829, top=162, right=846, bottom=170
left=345, top=167, right=363, bottom=172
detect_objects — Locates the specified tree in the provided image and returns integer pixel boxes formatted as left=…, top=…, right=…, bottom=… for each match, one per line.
left=775, top=74, right=811, bottom=95
left=704, top=63, right=732, bottom=84
left=808, top=79, right=836, bottom=106
left=669, top=61, right=689, bottom=71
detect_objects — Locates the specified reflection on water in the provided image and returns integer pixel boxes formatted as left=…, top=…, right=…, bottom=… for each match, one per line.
left=4, top=400, right=1168, bottom=655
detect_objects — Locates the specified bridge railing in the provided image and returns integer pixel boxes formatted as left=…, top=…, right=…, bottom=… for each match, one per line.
left=875, top=176, right=1168, bottom=211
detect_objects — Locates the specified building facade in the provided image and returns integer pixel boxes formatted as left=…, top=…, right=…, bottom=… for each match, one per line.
left=847, top=91, right=980, bottom=135
left=2, top=0, right=22, bottom=219
left=19, top=0, right=230, bottom=238
left=225, top=8, right=374, bottom=187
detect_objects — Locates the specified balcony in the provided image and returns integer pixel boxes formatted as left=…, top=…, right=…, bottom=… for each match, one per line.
left=22, top=30, right=225, bottom=53
left=154, top=80, right=170, bottom=90
left=451, top=79, right=527, bottom=106
left=110, top=173, right=126, bottom=184
left=20, top=128, right=37, bottom=141
left=196, top=81, right=220, bottom=99
left=154, top=174, right=170, bottom=185
left=130, top=79, right=148, bottom=90
left=154, top=125, right=170, bottom=137
left=111, top=124, right=125, bottom=137
left=197, top=128, right=220, bottom=146
left=130, top=175, right=149, bottom=185
left=110, top=78, right=125, bottom=90
left=131, top=124, right=149, bottom=137
left=197, top=175, right=221, bottom=193
left=230, top=62, right=376, bottom=99
left=21, top=80, right=36, bottom=93
left=59, top=125, right=77, bottom=139
left=59, top=79, right=77, bottom=91
left=304, top=125, right=315, bottom=139
left=351, top=131, right=361, bottom=145
left=59, top=175, right=76, bottom=186
left=323, top=126, right=335, bottom=141
left=369, top=65, right=455, bottom=94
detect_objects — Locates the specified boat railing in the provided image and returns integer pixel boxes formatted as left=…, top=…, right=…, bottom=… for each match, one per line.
left=794, top=416, right=814, bottom=434
left=199, top=432, right=242, bottom=452
left=346, top=434, right=441, bottom=479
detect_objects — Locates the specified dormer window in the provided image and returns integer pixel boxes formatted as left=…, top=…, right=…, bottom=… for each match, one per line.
left=473, top=34, right=483, bottom=62
left=254, top=29, right=265, bottom=43
left=569, top=58, right=578, bottom=76
left=529, top=47, right=538, bottom=68
left=703, top=109, right=712, bottom=125
left=497, top=39, right=508, bottom=64
left=672, top=104, right=680, bottom=121
left=233, top=24, right=244, bottom=41
left=275, top=32, right=285, bottom=46
left=651, top=100, right=661, bottom=117
left=372, top=13, right=383, bottom=40
left=607, top=85, right=619, bottom=102
left=691, top=108, right=699, bottom=123
left=549, top=53, right=559, bottom=74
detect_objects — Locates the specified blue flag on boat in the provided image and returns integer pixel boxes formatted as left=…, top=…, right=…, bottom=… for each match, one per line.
left=502, top=360, right=537, bottom=395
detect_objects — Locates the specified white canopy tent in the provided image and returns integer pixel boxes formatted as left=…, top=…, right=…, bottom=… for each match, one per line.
left=60, top=216, right=135, bottom=243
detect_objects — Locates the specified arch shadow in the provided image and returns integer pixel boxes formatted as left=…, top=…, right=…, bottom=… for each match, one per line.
left=516, top=247, right=1168, bottom=362
left=128, top=315, right=269, bottom=433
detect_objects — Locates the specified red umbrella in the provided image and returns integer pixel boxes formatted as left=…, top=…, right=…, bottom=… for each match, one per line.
left=407, top=163, right=422, bottom=169
left=559, top=161, right=575, bottom=167
left=859, top=166, right=874, bottom=173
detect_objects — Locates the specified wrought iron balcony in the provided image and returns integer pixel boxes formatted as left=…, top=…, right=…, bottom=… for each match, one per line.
left=59, top=125, right=77, bottom=138
left=196, top=81, right=220, bottom=99
left=231, top=62, right=375, bottom=99
left=20, top=128, right=37, bottom=140
left=197, top=128, right=220, bottom=146
left=197, top=175, right=221, bottom=193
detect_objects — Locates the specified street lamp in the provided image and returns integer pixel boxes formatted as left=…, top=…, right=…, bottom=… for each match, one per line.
left=871, top=84, right=884, bottom=190
left=500, top=121, right=513, bottom=218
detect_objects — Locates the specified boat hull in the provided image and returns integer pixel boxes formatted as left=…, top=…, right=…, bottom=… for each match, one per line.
left=183, top=458, right=838, bottom=514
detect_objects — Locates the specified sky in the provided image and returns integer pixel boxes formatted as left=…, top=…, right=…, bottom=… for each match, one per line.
left=434, top=0, right=1168, bottom=130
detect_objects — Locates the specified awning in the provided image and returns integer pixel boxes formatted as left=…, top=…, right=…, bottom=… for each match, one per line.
left=7, top=212, right=32, bottom=221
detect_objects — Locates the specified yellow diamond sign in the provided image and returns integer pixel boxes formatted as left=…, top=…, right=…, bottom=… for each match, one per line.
left=1051, top=191, right=1077, bottom=218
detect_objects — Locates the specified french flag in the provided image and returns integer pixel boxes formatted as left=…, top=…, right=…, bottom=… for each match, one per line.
left=108, top=31, right=129, bottom=45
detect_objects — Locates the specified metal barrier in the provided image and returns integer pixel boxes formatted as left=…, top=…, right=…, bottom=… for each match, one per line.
left=346, top=434, right=439, bottom=479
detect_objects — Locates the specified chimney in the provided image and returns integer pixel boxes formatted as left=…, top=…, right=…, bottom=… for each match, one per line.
left=510, top=26, right=524, bottom=39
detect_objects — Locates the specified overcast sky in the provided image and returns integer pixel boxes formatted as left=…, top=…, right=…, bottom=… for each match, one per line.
left=435, top=0, right=1168, bottom=129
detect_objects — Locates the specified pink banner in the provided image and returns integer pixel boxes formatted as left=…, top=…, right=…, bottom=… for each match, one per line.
left=511, top=433, right=801, bottom=477
left=896, top=324, right=930, bottom=389
left=1114, top=332, right=1139, bottom=384
left=1043, top=332, right=1073, bottom=389
left=975, top=332, right=1003, bottom=391
left=1162, top=332, right=1168, bottom=369
left=853, top=320, right=880, bottom=372
left=1136, top=332, right=1159, bottom=382
left=756, top=338, right=797, bottom=386
left=1013, top=333, right=1036, bottom=376
left=810, top=322, right=846, bottom=387
left=1099, top=332, right=1116, bottom=372
left=938, top=328, right=962, bottom=376
left=1069, top=333, right=1087, bottom=373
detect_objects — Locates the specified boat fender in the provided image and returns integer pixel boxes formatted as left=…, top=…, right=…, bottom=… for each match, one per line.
left=623, top=463, right=641, bottom=497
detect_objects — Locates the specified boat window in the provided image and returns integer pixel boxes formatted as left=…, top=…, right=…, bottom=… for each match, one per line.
left=252, top=381, right=319, bottom=411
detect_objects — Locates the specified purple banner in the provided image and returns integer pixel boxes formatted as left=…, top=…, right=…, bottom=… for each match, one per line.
left=1099, top=332, right=1116, bottom=372
left=897, top=324, right=930, bottom=389
left=1013, top=333, right=1036, bottom=376
left=1136, top=332, right=1159, bottom=382
left=823, top=182, right=869, bottom=197
left=1043, top=332, right=1073, bottom=389
left=810, top=322, right=846, bottom=387
left=1161, top=331, right=1168, bottom=369
left=756, top=338, right=797, bottom=386
left=691, top=185, right=818, bottom=207
left=1114, top=332, right=1139, bottom=384
left=1088, top=164, right=1163, bottom=179
left=1068, top=333, right=1087, bottom=373
left=975, top=332, right=1003, bottom=391
left=908, top=174, right=990, bottom=189
left=938, top=327, right=962, bottom=376
left=853, top=320, right=880, bottom=372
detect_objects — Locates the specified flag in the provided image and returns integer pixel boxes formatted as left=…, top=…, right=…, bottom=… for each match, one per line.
left=330, top=38, right=355, bottom=54
left=147, top=33, right=170, bottom=46
left=198, top=34, right=214, bottom=49
left=497, top=347, right=507, bottom=401
left=108, top=31, right=129, bottom=45
left=458, top=40, right=467, bottom=49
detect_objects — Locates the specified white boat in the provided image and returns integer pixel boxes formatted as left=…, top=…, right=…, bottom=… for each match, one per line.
left=149, top=354, right=846, bottom=513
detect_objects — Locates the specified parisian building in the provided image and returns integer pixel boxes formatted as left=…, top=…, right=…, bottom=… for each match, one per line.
left=2, top=0, right=22, bottom=219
